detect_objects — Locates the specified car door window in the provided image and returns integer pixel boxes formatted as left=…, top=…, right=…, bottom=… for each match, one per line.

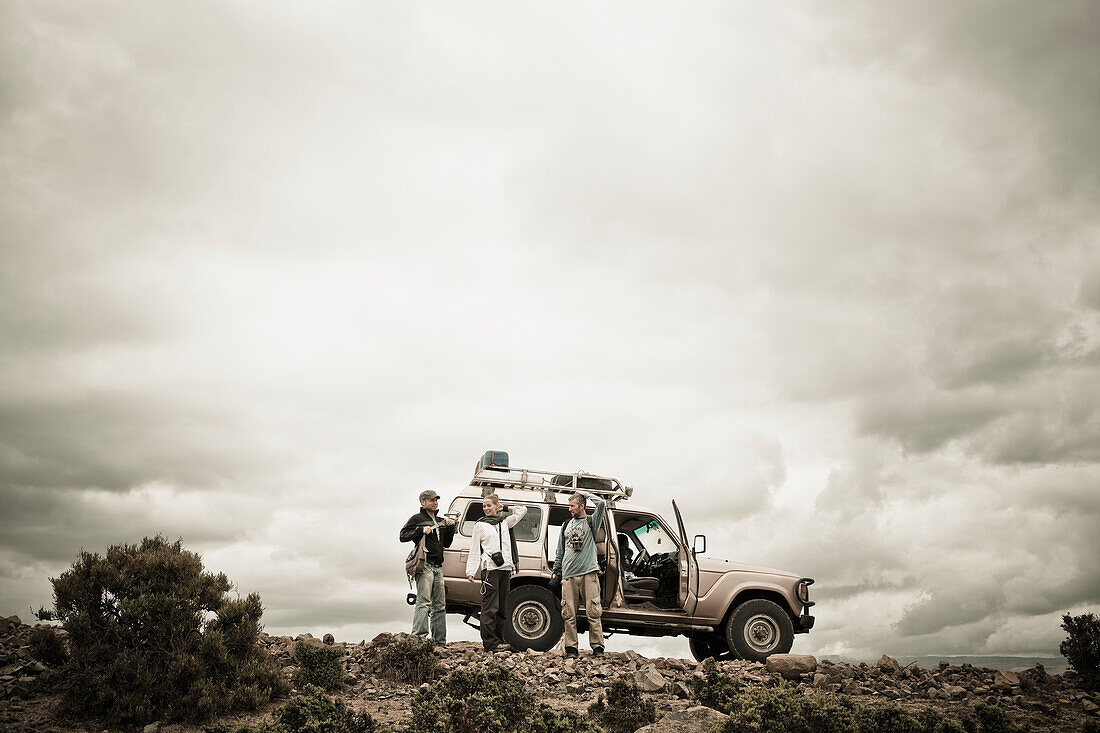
left=460, top=503, right=542, bottom=542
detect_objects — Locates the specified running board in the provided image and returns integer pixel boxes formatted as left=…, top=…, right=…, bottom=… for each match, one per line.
left=605, top=620, right=713, bottom=634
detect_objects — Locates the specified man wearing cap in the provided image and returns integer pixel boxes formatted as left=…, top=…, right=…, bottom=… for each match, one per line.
left=400, top=490, right=456, bottom=644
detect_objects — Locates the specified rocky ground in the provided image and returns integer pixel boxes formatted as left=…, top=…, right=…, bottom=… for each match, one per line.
left=2, top=615, right=1098, bottom=732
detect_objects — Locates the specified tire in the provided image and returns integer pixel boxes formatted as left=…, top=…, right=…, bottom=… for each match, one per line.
left=503, top=585, right=564, bottom=652
left=688, top=632, right=736, bottom=662
left=724, top=599, right=794, bottom=663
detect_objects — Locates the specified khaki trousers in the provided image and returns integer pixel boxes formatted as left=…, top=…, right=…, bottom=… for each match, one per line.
left=561, top=571, right=602, bottom=649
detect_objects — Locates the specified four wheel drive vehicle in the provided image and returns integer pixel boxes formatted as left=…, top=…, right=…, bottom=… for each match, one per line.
left=433, top=451, right=815, bottom=662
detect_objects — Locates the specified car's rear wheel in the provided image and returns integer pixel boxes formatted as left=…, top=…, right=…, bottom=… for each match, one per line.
left=688, top=632, right=736, bottom=662
left=503, top=585, right=563, bottom=652
left=725, top=599, right=794, bottom=662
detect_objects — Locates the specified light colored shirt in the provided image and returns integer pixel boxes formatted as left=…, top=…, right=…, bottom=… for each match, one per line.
left=554, top=494, right=607, bottom=580
left=467, top=504, right=528, bottom=576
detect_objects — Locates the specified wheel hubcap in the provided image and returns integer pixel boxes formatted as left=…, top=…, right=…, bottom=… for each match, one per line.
left=512, top=600, right=549, bottom=640
left=744, top=614, right=779, bottom=653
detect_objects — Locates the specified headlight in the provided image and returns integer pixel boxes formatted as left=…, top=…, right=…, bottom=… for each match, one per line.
left=797, top=577, right=815, bottom=605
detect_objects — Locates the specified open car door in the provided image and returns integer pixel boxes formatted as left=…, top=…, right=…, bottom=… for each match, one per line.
left=671, top=500, right=699, bottom=615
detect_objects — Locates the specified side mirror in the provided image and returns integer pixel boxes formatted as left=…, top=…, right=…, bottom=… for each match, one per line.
left=693, top=535, right=706, bottom=554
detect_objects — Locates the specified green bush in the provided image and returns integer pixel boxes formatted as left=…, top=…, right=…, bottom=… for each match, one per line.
left=1061, top=613, right=1100, bottom=691
left=688, top=658, right=744, bottom=713
left=409, top=663, right=600, bottom=733
left=45, top=535, right=289, bottom=727
left=588, top=679, right=656, bottom=733
left=275, top=684, right=388, bottom=733
left=28, top=626, right=68, bottom=667
left=717, top=684, right=858, bottom=733
left=967, top=702, right=1029, bottom=733
left=375, top=634, right=441, bottom=684
left=293, top=641, right=346, bottom=691
left=203, top=685, right=390, bottom=733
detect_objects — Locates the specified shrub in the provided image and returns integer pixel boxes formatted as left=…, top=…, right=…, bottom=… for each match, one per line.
left=28, top=626, right=68, bottom=667
left=588, top=679, right=656, bottom=733
left=688, top=658, right=744, bottom=713
left=1061, top=612, right=1100, bottom=691
left=375, top=634, right=441, bottom=684
left=293, top=641, right=346, bottom=691
left=409, top=663, right=599, bottom=733
left=203, top=685, right=391, bottom=733
left=275, top=684, right=388, bottom=733
left=45, top=535, right=289, bottom=727
left=967, top=702, right=1028, bottom=733
left=717, top=684, right=859, bottom=733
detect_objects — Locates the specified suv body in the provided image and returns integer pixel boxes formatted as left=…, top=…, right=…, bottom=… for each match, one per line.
left=437, top=453, right=815, bottom=662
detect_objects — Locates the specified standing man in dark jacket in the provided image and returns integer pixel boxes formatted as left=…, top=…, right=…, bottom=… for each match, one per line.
left=400, top=490, right=456, bottom=644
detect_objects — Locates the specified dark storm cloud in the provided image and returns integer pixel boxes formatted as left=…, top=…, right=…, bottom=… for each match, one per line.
left=0, top=392, right=288, bottom=492
left=857, top=392, right=1006, bottom=455
left=810, top=0, right=1100, bottom=194
left=0, top=485, right=269, bottom=563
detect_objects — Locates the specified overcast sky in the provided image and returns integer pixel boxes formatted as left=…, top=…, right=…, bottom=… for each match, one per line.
left=2, top=1, right=1098, bottom=661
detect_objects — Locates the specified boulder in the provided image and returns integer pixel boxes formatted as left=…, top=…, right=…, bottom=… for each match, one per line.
left=765, top=654, right=817, bottom=680
left=323, top=633, right=335, bottom=645
left=634, top=665, right=669, bottom=692
left=635, top=706, right=728, bottom=733
left=876, top=654, right=902, bottom=673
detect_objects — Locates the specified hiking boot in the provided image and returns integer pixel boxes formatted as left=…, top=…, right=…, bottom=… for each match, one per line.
left=592, top=646, right=605, bottom=656
left=565, top=646, right=579, bottom=658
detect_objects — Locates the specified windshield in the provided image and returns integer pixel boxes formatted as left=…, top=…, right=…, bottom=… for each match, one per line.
left=633, top=518, right=677, bottom=555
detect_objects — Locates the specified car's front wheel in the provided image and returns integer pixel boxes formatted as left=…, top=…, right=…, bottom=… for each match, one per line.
left=503, top=585, right=564, bottom=652
left=725, top=599, right=794, bottom=662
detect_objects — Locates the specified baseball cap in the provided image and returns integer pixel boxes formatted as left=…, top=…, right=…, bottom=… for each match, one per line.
left=419, top=490, right=441, bottom=501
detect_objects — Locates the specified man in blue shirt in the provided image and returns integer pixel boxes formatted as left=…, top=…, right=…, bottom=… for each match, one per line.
left=553, top=491, right=607, bottom=657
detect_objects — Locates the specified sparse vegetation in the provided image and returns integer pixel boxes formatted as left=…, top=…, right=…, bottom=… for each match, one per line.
left=409, top=663, right=601, bottom=733
left=691, top=662, right=1027, bottom=733
left=1061, top=612, right=1100, bottom=691
left=28, top=626, right=67, bottom=667
left=203, top=685, right=391, bottom=733
left=374, top=634, right=441, bottom=684
left=687, top=657, right=744, bottom=713
left=588, top=679, right=656, bottom=733
left=44, top=535, right=288, bottom=727
left=293, top=641, right=346, bottom=691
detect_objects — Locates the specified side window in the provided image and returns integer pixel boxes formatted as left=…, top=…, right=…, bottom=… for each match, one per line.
left=512, top=506, right=542, bottom=542
left=460, top=503, right=542, bottom=541
left=545, top=505, right=573, bottom=567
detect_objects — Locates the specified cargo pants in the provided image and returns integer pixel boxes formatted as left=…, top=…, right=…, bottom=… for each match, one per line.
left=561, top=571, right=602, bottom=649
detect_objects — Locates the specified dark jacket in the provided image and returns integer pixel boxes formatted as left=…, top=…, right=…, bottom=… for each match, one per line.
left=400, top=509, right=456, bottom=565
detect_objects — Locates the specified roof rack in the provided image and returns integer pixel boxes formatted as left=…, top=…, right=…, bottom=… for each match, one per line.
left=470, top=464, right=634, bottom=503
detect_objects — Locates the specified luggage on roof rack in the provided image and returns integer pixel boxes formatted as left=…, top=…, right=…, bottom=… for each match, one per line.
left=476, top=450, right=509, bottom=473
left=470, top=451, right=633, bottom=501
